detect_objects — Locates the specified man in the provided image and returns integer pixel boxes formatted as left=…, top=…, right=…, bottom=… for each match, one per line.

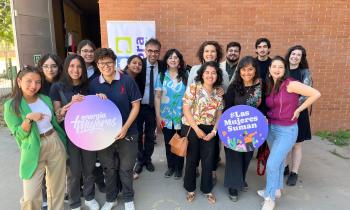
left=222, top=42, right=241, bottom=84
left=255, top=38, right=272, bottom=161
left=134, top=38, right=166, bottom=174
left=255, top=37, right=272, bottom=83
left=89, top=48, right=141, bottom=210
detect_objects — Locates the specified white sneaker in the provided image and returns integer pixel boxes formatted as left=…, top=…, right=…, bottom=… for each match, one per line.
left=125, top=201, right=135, bottom=210
left=257, top=190, right=282, bottom=199
left=101, top=201, right=118, bottom=210
left=85, top=199, right=100, bottom=210
left=261, top=197, right=275, bottom=210
left=71, top=207, right=81, bottom=210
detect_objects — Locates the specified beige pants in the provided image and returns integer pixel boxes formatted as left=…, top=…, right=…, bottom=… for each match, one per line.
left=21, top=131, right=66, bottom=210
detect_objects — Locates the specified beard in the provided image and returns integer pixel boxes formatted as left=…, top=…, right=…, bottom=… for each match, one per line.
left=227, top=56, right=239, bottom=63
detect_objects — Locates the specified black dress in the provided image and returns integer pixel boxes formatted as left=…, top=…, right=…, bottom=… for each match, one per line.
left=223, top=82, right=262, bottom=190
left=289, top=67, right=312, bottom=142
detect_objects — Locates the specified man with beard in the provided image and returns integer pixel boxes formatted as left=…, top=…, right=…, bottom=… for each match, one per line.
left=221, top=42, right=241, bottom=85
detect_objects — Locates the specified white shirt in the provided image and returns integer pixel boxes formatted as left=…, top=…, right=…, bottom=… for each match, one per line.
left=28, top=98, right=53, bottom=134
left=141, top=60, right=159, bottom=104
left=87, top=65, right=95, bottom=78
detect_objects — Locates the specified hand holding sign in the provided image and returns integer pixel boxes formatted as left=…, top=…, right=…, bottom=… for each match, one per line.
left=218, top=105, right=268, bottom=152
left=64, top=95, right=123, bottom=151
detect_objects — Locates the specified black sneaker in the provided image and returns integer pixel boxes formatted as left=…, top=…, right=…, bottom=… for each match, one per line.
left=243, top=181, right=248, bottom=192
left=284, top=165, right=290, bottom=176
left=164, top=168, right=175, bottom=178
left=286, top=172, right=298, bottom=186
left=134, top=163, right=143, bottom=174
left=174, top=170, right=182, bottom=179
left=229, top=188, right=238, bottom=202
left=145, top=162, right=155, bottom=172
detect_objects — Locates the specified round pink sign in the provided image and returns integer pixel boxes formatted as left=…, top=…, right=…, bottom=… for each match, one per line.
left=64, top=95, right=122, bottom=151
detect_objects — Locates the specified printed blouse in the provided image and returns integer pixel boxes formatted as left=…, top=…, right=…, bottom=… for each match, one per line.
left=155, top=71, right=187, bottom=130
left=182, top=83, right=224, bottom=126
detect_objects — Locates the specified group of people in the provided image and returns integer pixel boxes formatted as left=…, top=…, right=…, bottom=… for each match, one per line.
left=3, top=37, right=320, bottom=210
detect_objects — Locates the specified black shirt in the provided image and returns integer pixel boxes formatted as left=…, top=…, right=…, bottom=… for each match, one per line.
left=256, top=57, right=272, bottom=83
left=49, top=82, right=88, bottom=105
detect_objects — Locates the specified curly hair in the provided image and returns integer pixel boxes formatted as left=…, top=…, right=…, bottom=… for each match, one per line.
left=196, top=41, right=223, bottom=64
left=285, top=45, right=309, bottom=69
left=230, top=56, right=260, bottom=95
left=195, top=61, right=223, bottom=88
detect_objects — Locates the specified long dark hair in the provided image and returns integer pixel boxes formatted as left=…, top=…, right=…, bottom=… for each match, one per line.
left=162, top=48, right=188, bottom=85
left=229, top=56, right=260, bottom=95
left=37, top=53, right=63, bottom=82
left=285, top=45, right=309, bottom=69
left=266, top=56, right=289, bottom=95
left=197, top=41, right=223, bottom=64
left=195, top=61, right=223, bottom=88
left=60, top=55, right=89, bottom=92
left=11, top=65, right=43, bottom=116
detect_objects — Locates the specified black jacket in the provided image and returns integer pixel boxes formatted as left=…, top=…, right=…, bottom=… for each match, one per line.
left=135, top=58, right=166, bottom=97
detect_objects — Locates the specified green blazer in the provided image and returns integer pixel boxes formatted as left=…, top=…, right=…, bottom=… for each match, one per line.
left=3, top=94, right=67, bottom=180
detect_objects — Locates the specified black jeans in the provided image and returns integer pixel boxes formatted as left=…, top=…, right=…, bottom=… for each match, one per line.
left=137, top=105, right=156, bottom=164
left=224, top=147, right=254, bottom=190
left=183, top=124, right=215, bottom=194
left=67, top=140, right=96, bottom=208
left=98, top=134, right=138, bottom=202
left=162, top=127, right=184, bottom=172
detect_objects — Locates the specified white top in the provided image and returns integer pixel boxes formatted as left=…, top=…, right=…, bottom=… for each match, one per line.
left=87, top=65, right=95, bottom=78
left=187, top=63, right=230, bottom=92
left=141, top=59, right=159, bottom=104
left=28, top=98, right=53, bottom=134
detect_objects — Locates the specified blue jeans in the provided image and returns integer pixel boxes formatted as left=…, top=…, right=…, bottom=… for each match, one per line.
left=264, top=123, right=298, bottom=200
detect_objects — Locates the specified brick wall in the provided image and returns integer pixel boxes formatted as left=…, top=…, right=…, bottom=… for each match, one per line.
left=99, top=0, right=350, bottom=132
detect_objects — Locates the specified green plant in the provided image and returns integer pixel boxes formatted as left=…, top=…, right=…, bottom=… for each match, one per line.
left=316, top=130, right=350, bottom=146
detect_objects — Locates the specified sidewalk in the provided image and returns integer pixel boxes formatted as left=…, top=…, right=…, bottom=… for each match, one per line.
left=0, top=127, right=349, bottom=210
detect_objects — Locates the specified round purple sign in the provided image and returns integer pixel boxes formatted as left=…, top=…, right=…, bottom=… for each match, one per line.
left=218, top=105, right=268, bottom=152
left=64, top=95, right=123, bottom=151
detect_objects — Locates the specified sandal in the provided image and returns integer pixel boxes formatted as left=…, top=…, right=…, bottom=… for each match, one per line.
left=205, top=193, right=216, bottom=204
left=186, top=192, right=195, bottom=203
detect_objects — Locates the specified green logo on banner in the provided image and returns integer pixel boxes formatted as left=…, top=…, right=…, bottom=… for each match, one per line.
left=115, top=37, right=132, bottom=54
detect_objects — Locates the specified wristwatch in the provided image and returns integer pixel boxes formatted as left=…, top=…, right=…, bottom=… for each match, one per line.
left=24, top=118, right=33, bottom=124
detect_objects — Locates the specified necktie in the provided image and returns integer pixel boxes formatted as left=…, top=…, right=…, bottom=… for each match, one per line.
left=149, top=65, right=155, bottom=107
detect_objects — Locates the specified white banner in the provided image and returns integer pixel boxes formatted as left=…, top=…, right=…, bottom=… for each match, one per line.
left=107, top=21, right=156, bottom=69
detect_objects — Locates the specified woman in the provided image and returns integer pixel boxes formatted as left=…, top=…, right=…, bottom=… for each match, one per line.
left=187, top=41, right=226, bottom=182
left=49, top=55, right=99, bottom=210
left=77, top=39, right=105, bottom=193
left=4, top=65, right=67, bottom=210
left=37, top=53, right=63, bottom=209
left=284, top=45, right=313, bottom=186
left=154, top=49, right=187, bottom=179
left=89, top=48, right=141, bottom=210
left=38, top=53, right=63, bottom=95
left=123, top=55, right=143, bottom=79
left=224, top=56, right=262, bottom=202
left=77, top=39, right=100, bottom=81
left=183, top=61, right=224, bottom=204
left=258, top=56, right=320, bottom=210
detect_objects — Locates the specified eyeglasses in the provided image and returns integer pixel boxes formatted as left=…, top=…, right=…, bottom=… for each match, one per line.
left=42, top=65, right=58, bottom=70
left=81, top=49, right=94, bottom=54
left=97, top=62, right=115, bottom=67
left=147, top=49, right=160, bottom=55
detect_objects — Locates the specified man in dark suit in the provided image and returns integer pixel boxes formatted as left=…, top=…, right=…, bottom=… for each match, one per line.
left=134, top=38, right=165, bottom=175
